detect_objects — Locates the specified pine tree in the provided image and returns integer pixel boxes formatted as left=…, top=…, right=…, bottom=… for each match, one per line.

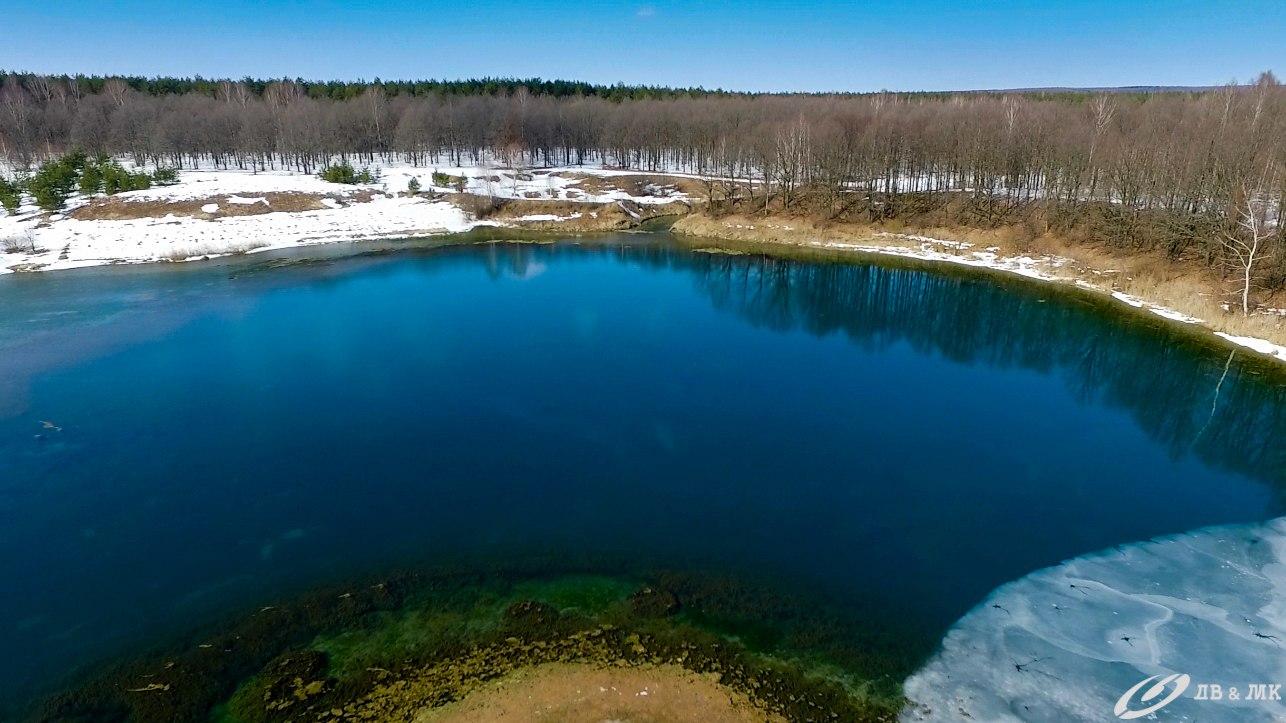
left=0, top=177, right=20, bottom=215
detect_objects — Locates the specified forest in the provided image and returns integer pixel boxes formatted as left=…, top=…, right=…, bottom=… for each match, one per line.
left=1, top=71, right=1284, bottom=296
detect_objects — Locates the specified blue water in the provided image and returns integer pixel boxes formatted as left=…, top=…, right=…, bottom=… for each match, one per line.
left=2, top=236, right=1284, bottom=708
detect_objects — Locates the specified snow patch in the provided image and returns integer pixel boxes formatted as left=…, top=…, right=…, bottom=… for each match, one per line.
left=1215, top=333, right=1286, bottom=362
left=513, top=213, right=582, bottom=222
left=200, top=203, right=219, bottom=214
left=1111, top=290, right=1146, bottom=308
left=617, top=201, right=642, bottom=220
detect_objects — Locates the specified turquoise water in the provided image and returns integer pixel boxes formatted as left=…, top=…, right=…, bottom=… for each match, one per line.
left=2, top=235, right=1284, bottom=709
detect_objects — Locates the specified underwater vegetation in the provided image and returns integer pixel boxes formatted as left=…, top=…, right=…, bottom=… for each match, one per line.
left=35, top=559, right=930, bottom=723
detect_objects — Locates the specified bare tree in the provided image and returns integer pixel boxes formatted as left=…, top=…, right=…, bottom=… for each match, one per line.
left=0, top=68, right=1283, bottom=289
left=1222, top=168, right=1276, bottom=315
left=1087, top=93, right=1115, bottom=196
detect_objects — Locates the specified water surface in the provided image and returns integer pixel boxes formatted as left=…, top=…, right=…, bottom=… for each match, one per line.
left=3, top=234, right=1284, bottom=708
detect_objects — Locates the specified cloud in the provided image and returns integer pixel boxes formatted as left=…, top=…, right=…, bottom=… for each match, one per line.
left=637, top=5, right=657, bottom=18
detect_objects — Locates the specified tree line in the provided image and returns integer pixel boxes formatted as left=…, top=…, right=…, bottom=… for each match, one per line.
left=2, top=71, right=1284, bottom=301
left=0, top=71, right=748, bottom=104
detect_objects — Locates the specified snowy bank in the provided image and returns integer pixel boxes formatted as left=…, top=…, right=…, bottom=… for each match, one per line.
left=902, top=517, right=1286, bottom=722
left=1, top=193, right=475, bottom=272
left=0, top=162, right=692, bottom=274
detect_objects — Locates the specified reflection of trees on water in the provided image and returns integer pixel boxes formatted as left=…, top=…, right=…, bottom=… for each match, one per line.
left=480, top=241, right=1286, bottom=495
left=685, top=249, right=1286, bottom=493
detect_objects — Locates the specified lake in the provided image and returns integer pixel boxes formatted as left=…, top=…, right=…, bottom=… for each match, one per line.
left=2, top=233, right=1284, bottom=714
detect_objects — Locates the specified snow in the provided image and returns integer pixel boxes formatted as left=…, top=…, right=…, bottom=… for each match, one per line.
left=1215, top=333, right=1286, bottom=362
left=0, top=161, right=692, bottom=274
left=1, top=189, right=473, bottom=273
left=512, top=213, right=582, bottom=222
left=371, top=160, right=686, bottom=205
left=902, top=517, right=1286, bottom=722
left=1111, top=290, right=1146, bottom=308
left=120, top=168, right=342, bottom=201
left=617, top=200, right=642, bottom=220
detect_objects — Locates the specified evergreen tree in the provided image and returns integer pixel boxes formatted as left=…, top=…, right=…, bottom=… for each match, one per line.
left=151, top=167, right=179, bottom=186
left=0, top=177, right=19, bottom=215
left=79, top=162, right=104, bottom=196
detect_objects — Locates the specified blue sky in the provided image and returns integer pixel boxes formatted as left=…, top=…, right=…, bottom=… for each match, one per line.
left=3, top=1, right=1282, bottom=92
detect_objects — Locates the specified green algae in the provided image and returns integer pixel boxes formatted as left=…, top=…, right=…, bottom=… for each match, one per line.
left=508, top=574, right=639, bottom=616
left=228, top=605, right=905, bottom=722
left=279, top=571, right=913, bottom=720
left=307, top=574, right=637, bottom=683
left=36, top=566, right=920, bottom=723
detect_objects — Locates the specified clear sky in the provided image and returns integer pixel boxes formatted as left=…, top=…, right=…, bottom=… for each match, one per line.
left=3, top=0, right=1282, bottom=92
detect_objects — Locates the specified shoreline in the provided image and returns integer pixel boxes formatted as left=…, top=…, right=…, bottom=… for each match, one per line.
left=36, top=565, right=913, bottom=723
left=5, top=162, right=1285, bottom=366
left=670, top=213, right=1286, bottom=365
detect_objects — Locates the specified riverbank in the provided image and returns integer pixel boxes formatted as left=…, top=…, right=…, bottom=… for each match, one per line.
left=672, top=213, right=1286, bottom=363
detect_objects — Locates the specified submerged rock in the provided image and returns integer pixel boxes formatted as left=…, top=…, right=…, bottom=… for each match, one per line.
left=504, top=599, right=561, bottom=628
left=254, top=650, right=334, bottom=714
left=628, top=585, right=681, bottom=618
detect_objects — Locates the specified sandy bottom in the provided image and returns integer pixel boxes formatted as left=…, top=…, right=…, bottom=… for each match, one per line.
left=413, top=662, right=785, bottom=723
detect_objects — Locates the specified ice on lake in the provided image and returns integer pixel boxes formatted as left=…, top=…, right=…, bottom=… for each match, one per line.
left=903, top=517, right=1286, bottom=722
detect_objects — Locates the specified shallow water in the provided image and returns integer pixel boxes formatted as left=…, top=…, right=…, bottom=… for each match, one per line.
left=3, top=234, right=1285, bottom=709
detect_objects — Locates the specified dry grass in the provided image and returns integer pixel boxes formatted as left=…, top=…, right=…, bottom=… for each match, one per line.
left=71, top=192, right=355, bottom=221
left=490, top=198, right=593, bottom=219
left=448, top=194, right=689, bottom=231
left=2, top=235, right=32, bottom=254
left=2, top=232, right=44, bottom=255
left=674, top=213, right=1286, bottom=350
left=446, top=193, right=506, bottom=219
left=549, top=172, right=702, bottom=199
left=4, top=261, right=49, bottom=272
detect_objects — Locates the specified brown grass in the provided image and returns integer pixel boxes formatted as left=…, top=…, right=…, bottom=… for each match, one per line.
left=549, top=172, right=703, bottom=199
left=71, top=191, right=357, bottom=221
left=448, top=194, right=690, bottom=231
